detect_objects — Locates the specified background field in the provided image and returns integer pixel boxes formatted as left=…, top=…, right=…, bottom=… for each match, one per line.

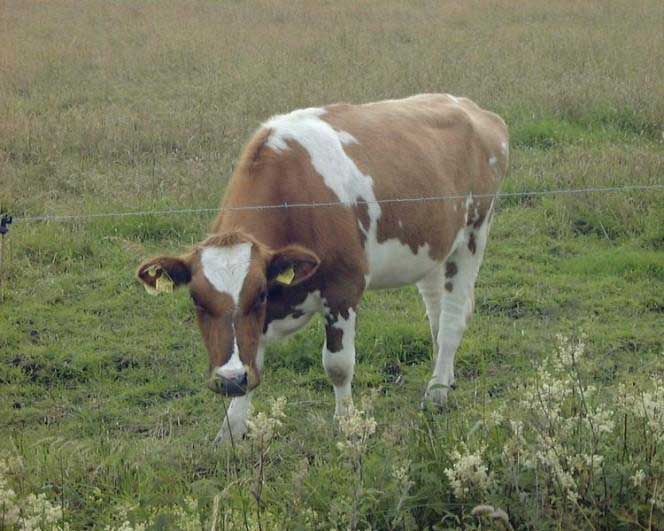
left=0, top=0, right=663, bottom=529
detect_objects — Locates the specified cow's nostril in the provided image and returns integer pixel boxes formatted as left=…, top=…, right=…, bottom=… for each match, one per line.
left=208, top=369, right=248, bottom=397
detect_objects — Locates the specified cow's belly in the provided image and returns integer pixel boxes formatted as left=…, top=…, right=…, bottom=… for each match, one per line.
left=364, top=237, right=439, bottom=290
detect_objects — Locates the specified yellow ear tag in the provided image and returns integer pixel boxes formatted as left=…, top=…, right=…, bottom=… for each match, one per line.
left=143, top=265, right=174, bottom=295
left=275, top=266, right=295, bottom=285
left=155, top=273, right=174, bottom=294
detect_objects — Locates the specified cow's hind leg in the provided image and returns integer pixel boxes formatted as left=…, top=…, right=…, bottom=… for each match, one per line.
left=424, top=219, right=491, bottom=407
left=322, top=308, right=357, bottom=417
left=417, top=268, right=445, bottom=364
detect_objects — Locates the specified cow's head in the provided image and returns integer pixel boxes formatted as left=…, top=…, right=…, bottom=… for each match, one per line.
left=137, top=231, right=320, bottom=396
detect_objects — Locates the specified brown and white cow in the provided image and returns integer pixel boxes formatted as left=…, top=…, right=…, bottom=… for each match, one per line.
left=137, top=94, right=508, bottom=443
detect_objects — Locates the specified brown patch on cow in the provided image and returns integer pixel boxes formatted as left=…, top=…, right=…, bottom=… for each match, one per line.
left=444, top=281, right=454, bottom=292
left=325, top=325, right=344, bottom=353
left=468, top=233, right=477, bottom=255
left=263, top=285, right=311, bottom=332
left=445, top=261, right=458, bottom=278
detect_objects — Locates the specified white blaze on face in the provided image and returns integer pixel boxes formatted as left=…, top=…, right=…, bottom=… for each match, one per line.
left=215, top=321, right=244, bottom=377
left=201, top=243, right=252, bottom=377
left=265, top=108, right=437, bottom=290
left=201, top=243, right=252, bottom=305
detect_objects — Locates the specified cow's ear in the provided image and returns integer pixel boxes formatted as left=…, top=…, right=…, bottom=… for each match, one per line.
left=137, top=256, right=191, bottom=295
left=267, top=245, right=320, bottom=287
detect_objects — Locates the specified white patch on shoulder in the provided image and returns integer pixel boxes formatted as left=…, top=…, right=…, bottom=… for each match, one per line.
left=500, top=141, right=509, bottom=156
left=489, top=155, right=497, bottom=167
left=201, top=243, right=252, bottom=305
left=265, top=107, right=326, bottom=151
left=264, top=108, right=377, bottom=213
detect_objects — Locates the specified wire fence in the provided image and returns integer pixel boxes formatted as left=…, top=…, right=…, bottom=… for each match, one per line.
left=9, top=183, right=664, bottom=224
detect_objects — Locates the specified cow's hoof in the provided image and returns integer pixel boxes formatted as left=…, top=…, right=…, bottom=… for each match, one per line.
left=213, top=421, right=247, bottom=446
left=422, top=381, right=450, bottom=410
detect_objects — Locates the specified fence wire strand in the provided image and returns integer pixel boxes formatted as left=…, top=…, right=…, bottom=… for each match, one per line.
left=12, top=183, right=664, bottom=224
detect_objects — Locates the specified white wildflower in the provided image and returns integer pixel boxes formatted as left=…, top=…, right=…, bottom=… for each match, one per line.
left=246, top=397, right=287, bottom=443
left=392, top=458, right=414, bottom=499
left=488, top=405, right=505, bottom=427
left=553, top=334, right=585, bottom=371
left=630, top=469, right=645, bottom=487
left=585, top=407, right=615, bottom=435
left=337, top=402, right=377, bottom=457
left=0, top=454, right=69, bottom=530
left=444, top=443, right=493, bottom=500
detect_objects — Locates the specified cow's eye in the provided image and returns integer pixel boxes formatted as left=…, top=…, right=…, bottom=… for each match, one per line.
left=256, top=289, right=268, bottom=307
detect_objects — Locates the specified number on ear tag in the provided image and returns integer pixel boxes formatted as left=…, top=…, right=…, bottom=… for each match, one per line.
left=275, top=266, right=295, bottom=285
left=155, top=274, right=174, bottom=293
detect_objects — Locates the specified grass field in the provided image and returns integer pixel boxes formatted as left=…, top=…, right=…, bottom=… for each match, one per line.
left=1, top=0, right=663, bottom=529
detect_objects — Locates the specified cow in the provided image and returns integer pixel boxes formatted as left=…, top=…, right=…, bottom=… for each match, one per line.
left=137, top=94, right=509, bottom=443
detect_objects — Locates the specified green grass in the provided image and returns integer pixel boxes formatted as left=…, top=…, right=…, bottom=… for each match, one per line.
left=1, top=0, right=663, bottom=529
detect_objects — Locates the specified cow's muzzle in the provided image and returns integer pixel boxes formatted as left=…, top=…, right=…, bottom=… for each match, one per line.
left=208, top=371, right=248, bottom=396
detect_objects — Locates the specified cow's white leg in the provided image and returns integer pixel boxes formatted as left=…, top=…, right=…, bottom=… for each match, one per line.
left=424, top=220, right=491, bottom=407
left=417, top=268, right=445, bottom=359
left=214, top=345, right=265, bottom=444
left=323, top=308, right=357, bottom=416
left=214, top=393, right=252, bottom=444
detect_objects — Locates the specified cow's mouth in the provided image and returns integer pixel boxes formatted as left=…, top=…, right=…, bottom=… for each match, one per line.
left=207, top=366, right=259, bottom=397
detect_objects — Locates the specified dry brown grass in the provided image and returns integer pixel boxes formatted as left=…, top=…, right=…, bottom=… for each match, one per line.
left=1, top=0, right=662, bottom=217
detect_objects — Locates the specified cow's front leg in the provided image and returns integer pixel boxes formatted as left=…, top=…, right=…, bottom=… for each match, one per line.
left=214, top=393, right=252, bottom=444
left=322, top=308, right=357, bottom=417
left=214, top=345, right=264, bottom=444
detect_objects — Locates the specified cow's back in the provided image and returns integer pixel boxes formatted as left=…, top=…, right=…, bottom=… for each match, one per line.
left=217, top=94, right=508, bottom=289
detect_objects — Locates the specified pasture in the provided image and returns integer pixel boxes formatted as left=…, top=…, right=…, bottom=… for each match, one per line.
left=1, top=0, right=663, bottom=529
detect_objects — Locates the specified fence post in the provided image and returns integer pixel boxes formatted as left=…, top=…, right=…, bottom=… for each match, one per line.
left=0, top=213, right=12, bottom=290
